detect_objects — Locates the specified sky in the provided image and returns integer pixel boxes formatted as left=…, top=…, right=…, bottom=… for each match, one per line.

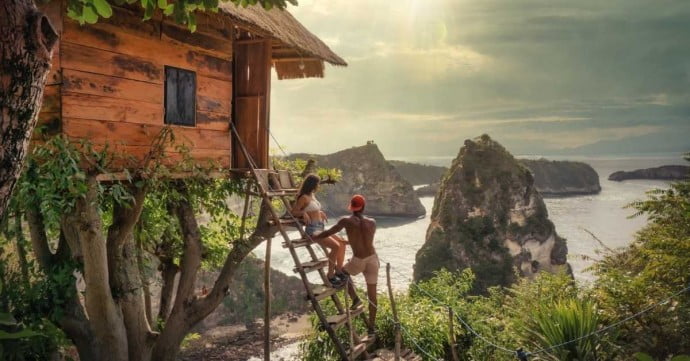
left=269, top=0, right=690, bottom=158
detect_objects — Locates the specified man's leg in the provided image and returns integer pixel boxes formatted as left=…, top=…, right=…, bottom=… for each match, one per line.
left=366, top=283, right=377, bottom=330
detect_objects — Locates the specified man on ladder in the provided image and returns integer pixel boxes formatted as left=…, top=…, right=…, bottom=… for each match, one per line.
left=313, top=195, right=380, bottom=332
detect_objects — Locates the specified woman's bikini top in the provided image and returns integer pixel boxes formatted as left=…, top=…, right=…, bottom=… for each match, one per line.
left=302, top=194, right=322, bottom=212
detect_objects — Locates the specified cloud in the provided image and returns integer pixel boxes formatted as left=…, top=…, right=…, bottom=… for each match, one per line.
left=269, top=0, right=690, bottom=157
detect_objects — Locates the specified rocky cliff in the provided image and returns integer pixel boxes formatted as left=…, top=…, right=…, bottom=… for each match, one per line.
left=290, top=144, right=426, bottom=217
left=608, top=165, right=690, bottom=181
left=520, top=159, right=601, bottom=196
left=414, top=135, right=569, bottom=292
left=388, top=160, right=448, bottom=185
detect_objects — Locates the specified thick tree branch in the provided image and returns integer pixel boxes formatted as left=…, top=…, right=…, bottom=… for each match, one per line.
left=169, top=188, right=203, bottom=309
left=107, top=185, right=148, bottom=289
left=26, top=199, right=54, bottom=270
left=107, top=184, right=148, bottom=249
left=188, top=202, right=276, bottom=324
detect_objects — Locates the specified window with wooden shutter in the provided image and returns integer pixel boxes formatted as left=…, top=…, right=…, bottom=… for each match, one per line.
left=164, top=66, right=196, bottom=126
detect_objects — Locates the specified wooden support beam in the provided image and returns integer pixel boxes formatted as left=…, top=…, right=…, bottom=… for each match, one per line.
left=387, top=263, right=401, bottom=361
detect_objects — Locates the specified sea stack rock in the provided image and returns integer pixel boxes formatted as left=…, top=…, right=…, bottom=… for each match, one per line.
left=414, top=135, right=569, bottom=292
left=520, top=159, right=601, bottom=196
left=608, top=165, right=690, bottom=181
left=291, top=143, right=426, bottom=217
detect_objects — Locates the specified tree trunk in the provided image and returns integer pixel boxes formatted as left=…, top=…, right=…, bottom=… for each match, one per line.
left=62, top=176, right=129, bottom=361
left=0, top=0, right=58, bottom=219
left=113, top=233, right=156, bottom=361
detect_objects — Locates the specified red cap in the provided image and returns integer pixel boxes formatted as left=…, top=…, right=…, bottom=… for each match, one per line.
left=348, top=194, right=366, bottom=212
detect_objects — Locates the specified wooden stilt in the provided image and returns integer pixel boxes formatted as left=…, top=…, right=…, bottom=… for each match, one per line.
left=264, top=233, right=272, bottom=361
left=386, top=263, right=401, bottom=361
left=448, top=308, right=459, bottom=361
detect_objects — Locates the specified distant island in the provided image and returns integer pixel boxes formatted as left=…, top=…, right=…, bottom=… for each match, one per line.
left=608, top=165, right=690, bottom=181
left=387, top=160, right=447, bottom=185
left=520, top=159, right=601, bottom=196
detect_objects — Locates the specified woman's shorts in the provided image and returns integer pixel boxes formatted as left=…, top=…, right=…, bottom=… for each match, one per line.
left=305, top=221, right=325, bottom=236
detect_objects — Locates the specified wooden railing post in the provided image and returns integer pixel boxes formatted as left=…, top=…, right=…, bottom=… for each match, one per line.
left=263, top=235, right=272, bottom=361
left=344, top=280, right=353, bottom=361
left=448, top=308, right=459, bottom=361
left=386, top=263, right=401, bottom=361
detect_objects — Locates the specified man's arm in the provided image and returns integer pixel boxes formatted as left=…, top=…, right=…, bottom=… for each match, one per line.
left=312, top=218, right=347, bottom=240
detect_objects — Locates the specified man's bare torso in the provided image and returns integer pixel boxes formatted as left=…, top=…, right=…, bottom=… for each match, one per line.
left=342, top=215, right=376, bottom=258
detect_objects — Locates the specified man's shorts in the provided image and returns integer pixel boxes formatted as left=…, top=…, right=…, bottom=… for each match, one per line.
left=343, top=254, right=380, bottom=285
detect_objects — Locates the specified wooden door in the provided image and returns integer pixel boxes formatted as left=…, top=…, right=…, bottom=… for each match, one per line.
left=233, top=38, right=271, bottom=169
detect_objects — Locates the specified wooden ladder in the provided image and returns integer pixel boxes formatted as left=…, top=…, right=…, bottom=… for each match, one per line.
left=231, top=126, right=375, bottom=360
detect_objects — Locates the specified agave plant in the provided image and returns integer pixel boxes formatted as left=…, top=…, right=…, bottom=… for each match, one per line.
left=526, top=299, right=602, bottom=361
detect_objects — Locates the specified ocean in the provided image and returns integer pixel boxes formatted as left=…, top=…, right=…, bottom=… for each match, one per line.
left=253, top=154, right=687, bottom=289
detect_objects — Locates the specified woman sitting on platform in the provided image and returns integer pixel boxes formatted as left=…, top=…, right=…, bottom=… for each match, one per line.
left=291, top=174, right=347, bottom=287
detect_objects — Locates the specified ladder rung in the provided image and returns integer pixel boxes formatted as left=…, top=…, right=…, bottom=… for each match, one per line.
left=266, top=189, right=298, bottom=197
left=308, top=283, right=343, bottom=301
left=283, top=238, right=312, bottom=249
left=268, top=218, right=300, bottom=227
left=326, top=304, right=365, bottom=330
left=358, top=333, right=376, bottom=346
left=349, top=343, right=367, bottom=359
left=294, top=258, right=328, bottom=274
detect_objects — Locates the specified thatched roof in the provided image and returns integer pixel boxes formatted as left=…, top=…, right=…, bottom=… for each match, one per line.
left=218, top=3, right=346, bottom=79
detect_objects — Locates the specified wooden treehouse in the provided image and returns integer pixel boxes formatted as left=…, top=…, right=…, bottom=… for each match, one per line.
left=34, top=0, right=346, bottom=172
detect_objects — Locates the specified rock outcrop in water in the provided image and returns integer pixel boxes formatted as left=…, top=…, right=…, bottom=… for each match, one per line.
left=520, top=159, right=601, bottom=196
left=388, top=160, right=448, bottom=185
left=290, top=144, right=425, bottom=217
left=414, top=135, right=570, bottom=292
left=608, top=165, right=689, bottom=181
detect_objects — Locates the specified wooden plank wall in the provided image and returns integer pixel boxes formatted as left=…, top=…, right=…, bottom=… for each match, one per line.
left=58, top=5, right=234, bottom=168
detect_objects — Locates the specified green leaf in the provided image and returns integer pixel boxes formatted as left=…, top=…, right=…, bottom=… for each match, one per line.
left=92, top=0, right=113, bottom=18
left=163, top=3, right=174, bottom=15
left=187, top=13, right=197, bottom=32
left=158, top=0, right=167, bottom=9
left=82, top=4, right=99, bottom=24
left=670, top=356, right=690, bottom=361
left=634, top=353, right=654, bottom=361
left=143, top=1, right=155, bottom=20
